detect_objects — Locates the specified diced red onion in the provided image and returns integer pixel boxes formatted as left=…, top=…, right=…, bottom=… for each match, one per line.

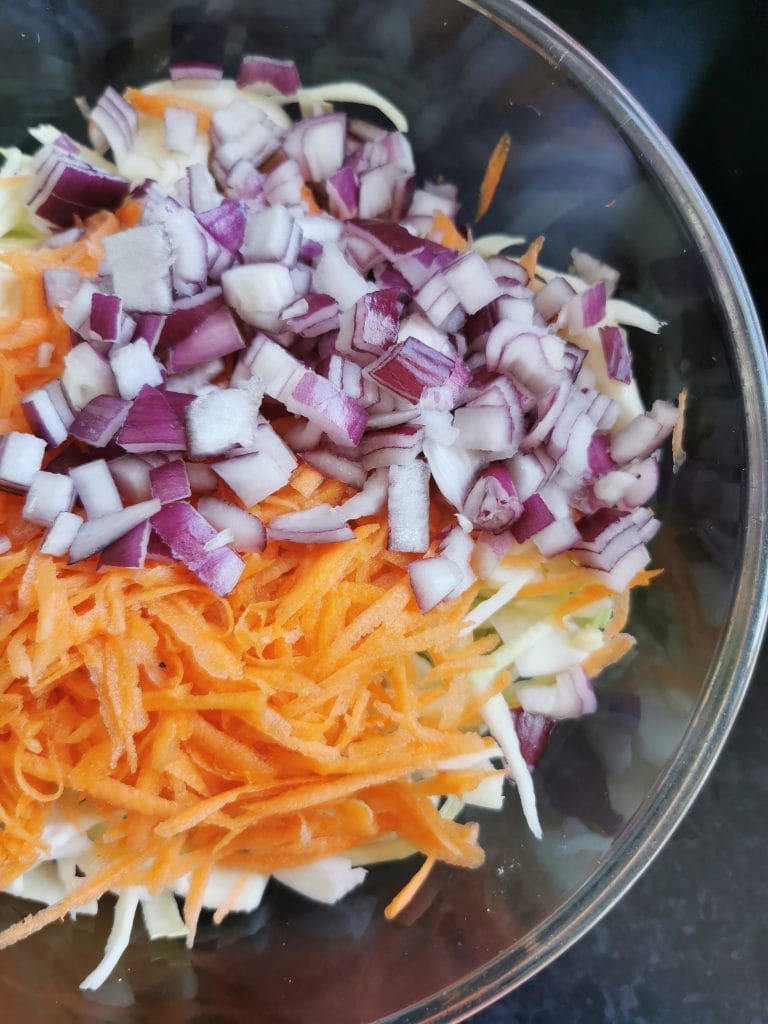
left=40, top=510, right=83, bottom=557
left=517, top=666, right=596, bottom=719
left=43, top=268, right=81, bottom=309
left=463, top=465, right=522, bottom=533
left=288, top=370, right=368, bottom=447
left=452, top=405, right=521, bottom=452
left=327, top=166, right=359, bottom=220
left=283, top=113, right=346, bottom=182
left=367, top=336, right=457, bottom=403
left=103, top=225, right=174, bottom=314
left=611, top=401, right=678, bottom=465
left=599, top=325, right=632, bottom=383
left=212, top=99, right=283, bottom=171
left=439, top=525, right=477, bottom=600
left=69, top=496, right=160, bottom=563
left=185, top=461, right=219, bottom=494
left=313, top=243, right=373, bottom=310
left=387, top=458, right=431, bottom=553
left=90, top=86, right=138, bottom=156
left=442, top=250, right=502, bottom=315
left=70, top=394, right=132, bottom=447
left=301, top=449, right=366, bottom=490
left=263, top=159, right=304, bottom=206
left=21, top=388, right=70, bottom=447
left=97, top=520, right=151, bottom=570
left=170, top=61, right=223, bottom=81
left=266, top=505, right=355, bottom=544
left=117, top=385, right=186, bottom=453
left=533, top=276, right=576, bottom=321
left=149, top=460, right=191, bottom=505
left=222, top=262, right=297, bottom=328
left=148, top=500, right=244, bottom=595
left=237, top=55, right=301, bottom=94
left=407, top=554, right=463, bottom=613
left=164, top=106, right=198, bottom=156
left=185, top=387, right=258, bottom=458
left=359, top=423, right=424, bottom=470
left=285, top=294, right=340, bottom=337
left=108, top=454, right=153, bottom=503
left=350, top=289, right=404, bottom=355
left=28, top=140, right=130, bottom=227
left=510, top=492, right=555, bottom=543
left=198, top=200, right=247, bottom=252
left=423, top=439, right=486, bottom=509
left=531, top=515, right=581, bottom=557
left=212, top=450, right=293, bottom=507
left=0, top=432, right=48, bottom=493
left=69, top=459, right=123, bottom=518
left=197, top=495, right=266, bottom=552
left=109, top=339, right=165, bottom=400
left=570, top=249, right=620, bottom=297
left=560, top=280, right=607, bottom=333
left=165, top=305, right=245, bottom=373
left=22, top=470, right=75, bottom=526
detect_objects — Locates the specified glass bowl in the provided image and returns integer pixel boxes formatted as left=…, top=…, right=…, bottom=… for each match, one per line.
left=0, top=1, right=765, bottom=1021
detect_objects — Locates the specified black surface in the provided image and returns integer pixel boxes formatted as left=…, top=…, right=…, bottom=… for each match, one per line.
left=478, top=3, right=767, bottom=1022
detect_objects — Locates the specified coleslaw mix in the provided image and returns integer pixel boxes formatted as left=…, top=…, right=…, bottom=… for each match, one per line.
left=0, top=55, right=677, bottom=989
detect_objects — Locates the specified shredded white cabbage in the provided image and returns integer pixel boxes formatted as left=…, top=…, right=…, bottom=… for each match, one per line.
left=282, top=82, right=408, bottom=133
left=274, top=856, right=367, bottom=904
left=471, top=234, right=526, bottom=258
left=79, top=887, right=141, bottom=991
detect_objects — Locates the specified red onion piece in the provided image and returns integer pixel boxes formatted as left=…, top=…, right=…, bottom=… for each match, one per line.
left=302, top=449, right=366, bottom=490
left=463, top=465, right=522, bottom=533
left=599, top=325, right=632, bottom=383
left=149, top=460, right=191, bottom=505
left=97, top=520, right=151, bottom=569
left=164, top=106, right=198, bottom=156
left=90, top=86, right=138, bottom=156
left=28, top=139, right=130, bottom=227
left=327, top=166, right=359, bottom=220
left=117, top=385, right=186, bottom=453
left=165, top=305, right=245, bottom=373
left=611, top=401, right=678, bottom=465
left=241, top=205, right=301, bottom=266
left=423, top=439, right=486, bottom=509
left=108, top=454, right=153, bottom=503
left=360, top=423, right=424, bottom=470
left=367, top=336, right=457, bottom=403
left=185, top=387, right=258, bottom=459
left=442, top=250, right=502, bottom=315
left=511, top=710, right=556, bottom=767
left=185, top=461, right=218, bottom=494
left=43, top=268, right=81, bottom=309
left=170, top=61, right=223, bottom=81
left=285, top=294, right=340, bottom=338
left=237, top=55, right=301, bottom=94
left=212, top=450, right=294, bottom=507
left=533, top=276, right=576, bottom=321
left=288, top=370, right=368, bottom=447
left=61, top=343, right=117, bottom=412
left=70, top=394, right=132, bottom=447
left=517, top=666, right=596, bottom=719
left=351, top=289, right=404, bottom=355
left=222, top=263, right=297, bottom=328
left=510, top=493, right=556, bottom=543
left=452, top=405, right=520, bottom=452
left=531, top=516, right=581, bottom=557
left=109, top=339, right=165, bottom=400
left=284, top=113, right=346, bottom=183
left=40, top=510, right=83, bottom=557
left=313, top=243, right=373, bottom=310
left=69, top=498, right=160, bottom=563
left=198, top=200, right=247, bottom=252
left=197, top=495, right=266, bottom=553
left=69, top=459, right=123, bottom=519
left=149, top=500, right=245, bottom=595
left=103, top=225, right=174, bottom=314
left=0, top=431, right=47, bottom=493
left=408, top=554, right=463, bottom=613
left=21, top=388, right=70, bottom=448
left=387, top=459, right=430, bottom=552
left=266, top=505, right=355, bottom=544
left=22, top=470, right=76, bottom=526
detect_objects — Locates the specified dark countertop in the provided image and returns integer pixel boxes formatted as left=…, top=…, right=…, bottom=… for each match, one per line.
left=478, top=3, right=767, bottom=1022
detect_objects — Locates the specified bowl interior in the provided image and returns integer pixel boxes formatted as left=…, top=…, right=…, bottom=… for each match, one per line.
left=0, top=1, right=764, bottom=1022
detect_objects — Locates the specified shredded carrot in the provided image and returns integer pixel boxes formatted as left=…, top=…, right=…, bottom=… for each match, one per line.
left=430, top=211, right=468, bottom=253
left=123, top=88, right=212, bottom=133
left=520, top=234, right=545, bottom=279
left=475, top=131, right=511, bottom=221
left=300, top=184, right=323, bottom=215
left=384, top=855, right=436, bottom=920
left=116, top=200, right=143, bottom=228
left=582, top=632, right=636, bottom=677
left=672, top=387, right=687, bottom=474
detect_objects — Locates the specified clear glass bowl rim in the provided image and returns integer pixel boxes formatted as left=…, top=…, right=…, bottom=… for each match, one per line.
left=380, top=2, right=768, bottom=1021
